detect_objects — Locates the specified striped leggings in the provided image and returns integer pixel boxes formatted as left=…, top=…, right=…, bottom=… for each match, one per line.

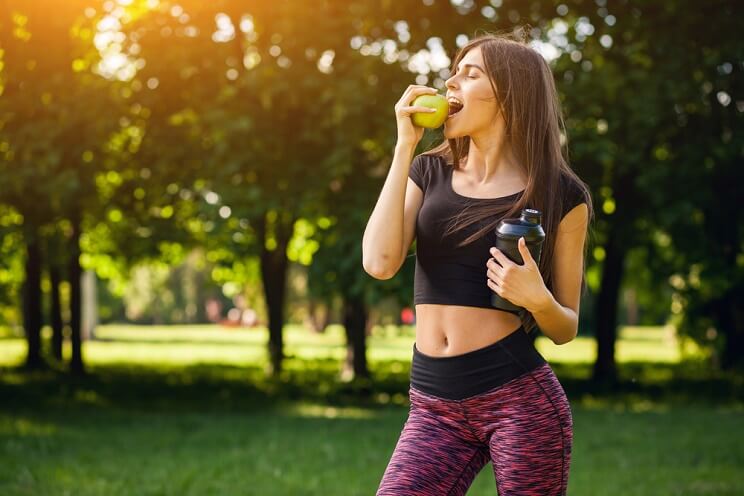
left=377, top=363, right=573, bottom=495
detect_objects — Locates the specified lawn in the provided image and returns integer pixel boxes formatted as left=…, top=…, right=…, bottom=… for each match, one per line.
left=1, top=324, right=742, bottom=495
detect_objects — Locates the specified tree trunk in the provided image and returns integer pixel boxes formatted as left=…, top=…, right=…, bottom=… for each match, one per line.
left=50, top=264, right=64, bottom=361
left=261, top=247, right=287, bottom=376
left=592, top=223, right=626, bottom=384
left=68, top=214, right=85, bottom=375
left=306, top=300, right=321, bottom=333
left=342, top=295, right=369, bottom=380
left=23, top=233, right=44, bottom=370
left=319, top=304, right=331, bottom=334
left=307, top=299, right=332, bottom=333
left=625, top=288, right=639, bottom=326
left=716, top=284, right=744, bottom=370
left=256, top=212, right=294, bottom=376
left=704, top=164, right=743, bottom=370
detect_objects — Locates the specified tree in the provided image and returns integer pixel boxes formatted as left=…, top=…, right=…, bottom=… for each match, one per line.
left=552, top=0, right=744, bottom=379
left=0, top=0, right=121, bottom=372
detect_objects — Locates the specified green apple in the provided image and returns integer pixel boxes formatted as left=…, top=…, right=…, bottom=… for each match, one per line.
left=411, top=94, right=448, bottom=129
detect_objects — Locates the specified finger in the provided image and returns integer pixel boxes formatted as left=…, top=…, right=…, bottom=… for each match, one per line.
left=407, top=84, right=434, bottom=91
left=401, top=85, right=436, bottom=99
left=486, top=257, right=504, bottom=276
left=517, top=237, right=536, bottom=267
left=403, top=86, right=438, bottom=102
left=487, top=268, right=503, bottom=285
left=400, top=106, right=437, bottom=115
left=407, top=85, right=437, bottom=93
left=487, top=279, right=503, bottom=295
left=489, top=247, right=513, bottom=267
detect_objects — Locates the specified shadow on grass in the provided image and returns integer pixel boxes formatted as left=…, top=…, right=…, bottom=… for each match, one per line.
left=1, top=358, right=741, bottom=416
left=0, top=358, right=413, bottom=415
left=551, top=360, right=743, bottom=407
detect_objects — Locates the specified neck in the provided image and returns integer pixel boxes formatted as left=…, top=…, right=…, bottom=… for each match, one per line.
left=465, top=125, right=523, bottom=185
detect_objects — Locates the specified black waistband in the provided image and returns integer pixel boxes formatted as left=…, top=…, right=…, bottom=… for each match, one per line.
left=410, top=326, right=546, bottom=400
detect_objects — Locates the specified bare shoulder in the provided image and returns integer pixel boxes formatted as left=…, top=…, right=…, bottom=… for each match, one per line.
left=557, top=202, right=589, bottom=235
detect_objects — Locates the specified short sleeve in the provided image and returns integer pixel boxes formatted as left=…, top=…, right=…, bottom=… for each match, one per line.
left=408, top=154, right=429, bottom=192
left=560, top=176, right=588, bottom=220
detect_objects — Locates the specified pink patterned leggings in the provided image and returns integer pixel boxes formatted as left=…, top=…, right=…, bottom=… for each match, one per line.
left=377, top=363, right=573, bottom=495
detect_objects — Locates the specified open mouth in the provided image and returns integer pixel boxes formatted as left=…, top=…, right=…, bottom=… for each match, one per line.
left=448, top=97, right=464, bottom=117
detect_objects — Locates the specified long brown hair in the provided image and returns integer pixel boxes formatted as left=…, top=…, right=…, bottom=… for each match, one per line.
left=425, top=29, right=595, bottom=335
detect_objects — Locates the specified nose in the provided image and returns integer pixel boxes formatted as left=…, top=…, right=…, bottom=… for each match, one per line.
left=445, top=73, right=458, bottom=91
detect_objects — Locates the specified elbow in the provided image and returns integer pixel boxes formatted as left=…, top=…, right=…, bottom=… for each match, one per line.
left=362, top=256, right=398, bottom=280
left=364, top=266, right=396, bottom=280
left=368, top=271, right=395, bottom=281
left=553, top=328, right=578, bottom=345
left=548, top=307, right=580, bottom=345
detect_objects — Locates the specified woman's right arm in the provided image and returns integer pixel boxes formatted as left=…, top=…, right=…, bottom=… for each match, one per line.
left=362, top=85, right=437, bottom=280
left=362, top=143, right=421, bottom=279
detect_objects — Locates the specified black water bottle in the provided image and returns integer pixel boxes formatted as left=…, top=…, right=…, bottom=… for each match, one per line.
left=490, top=208, right=546, bottom=313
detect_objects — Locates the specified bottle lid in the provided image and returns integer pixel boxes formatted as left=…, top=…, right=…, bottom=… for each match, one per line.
left=521, top=208, right=542, bottom=225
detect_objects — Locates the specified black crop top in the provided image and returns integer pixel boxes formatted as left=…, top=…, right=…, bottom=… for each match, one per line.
left=408, top=153, right=587, bottom=314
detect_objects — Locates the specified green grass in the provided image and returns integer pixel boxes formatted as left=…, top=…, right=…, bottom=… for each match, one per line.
left=0, top=324, right=742, bottom=495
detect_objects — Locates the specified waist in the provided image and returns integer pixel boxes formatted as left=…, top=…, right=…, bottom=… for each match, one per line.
left=414, top=303, right=522, bottom=354
left=410, top=326, right=546, bottom=400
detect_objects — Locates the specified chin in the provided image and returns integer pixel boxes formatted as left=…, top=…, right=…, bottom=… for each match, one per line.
left=443, top=113, right=469, bottom=139
left=443, top=124, right=467, bottom=140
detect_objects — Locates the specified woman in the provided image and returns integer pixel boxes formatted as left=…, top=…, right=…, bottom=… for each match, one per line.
left=363, top=31, right=594, bottom=496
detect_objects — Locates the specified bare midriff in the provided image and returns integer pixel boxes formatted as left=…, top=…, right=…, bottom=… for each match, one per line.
left=414, top=304, right=524, bottom=357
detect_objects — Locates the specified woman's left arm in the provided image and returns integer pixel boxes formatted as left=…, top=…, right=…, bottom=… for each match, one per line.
left=487, top=203, right=589, bottom=345
left=531, top=203, right=589, bottom=344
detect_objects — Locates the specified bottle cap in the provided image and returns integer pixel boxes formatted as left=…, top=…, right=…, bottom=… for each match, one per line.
left=521, top=208, right=542, bottom=225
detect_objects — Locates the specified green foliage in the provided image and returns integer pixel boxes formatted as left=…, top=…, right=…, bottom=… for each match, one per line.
left=0, top=1, right=742, bottom=369
left=548, top=0, right=744, bottom=363
left=0, top=206, right=22, bottom=318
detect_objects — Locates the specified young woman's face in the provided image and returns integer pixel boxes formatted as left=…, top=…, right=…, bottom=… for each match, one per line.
left=443, top=46, right=501, bottom=140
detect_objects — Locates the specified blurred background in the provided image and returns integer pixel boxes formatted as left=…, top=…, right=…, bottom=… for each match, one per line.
left=0, top=1, right=742, bottom=494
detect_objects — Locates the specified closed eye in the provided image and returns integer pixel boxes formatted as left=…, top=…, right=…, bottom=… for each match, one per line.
left=448, top=73, right=477, bottom=79
left=450, top=69, right=478, bottom=79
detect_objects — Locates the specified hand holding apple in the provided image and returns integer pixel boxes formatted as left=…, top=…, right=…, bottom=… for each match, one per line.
left=394, top=85, right=440, bottom=147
